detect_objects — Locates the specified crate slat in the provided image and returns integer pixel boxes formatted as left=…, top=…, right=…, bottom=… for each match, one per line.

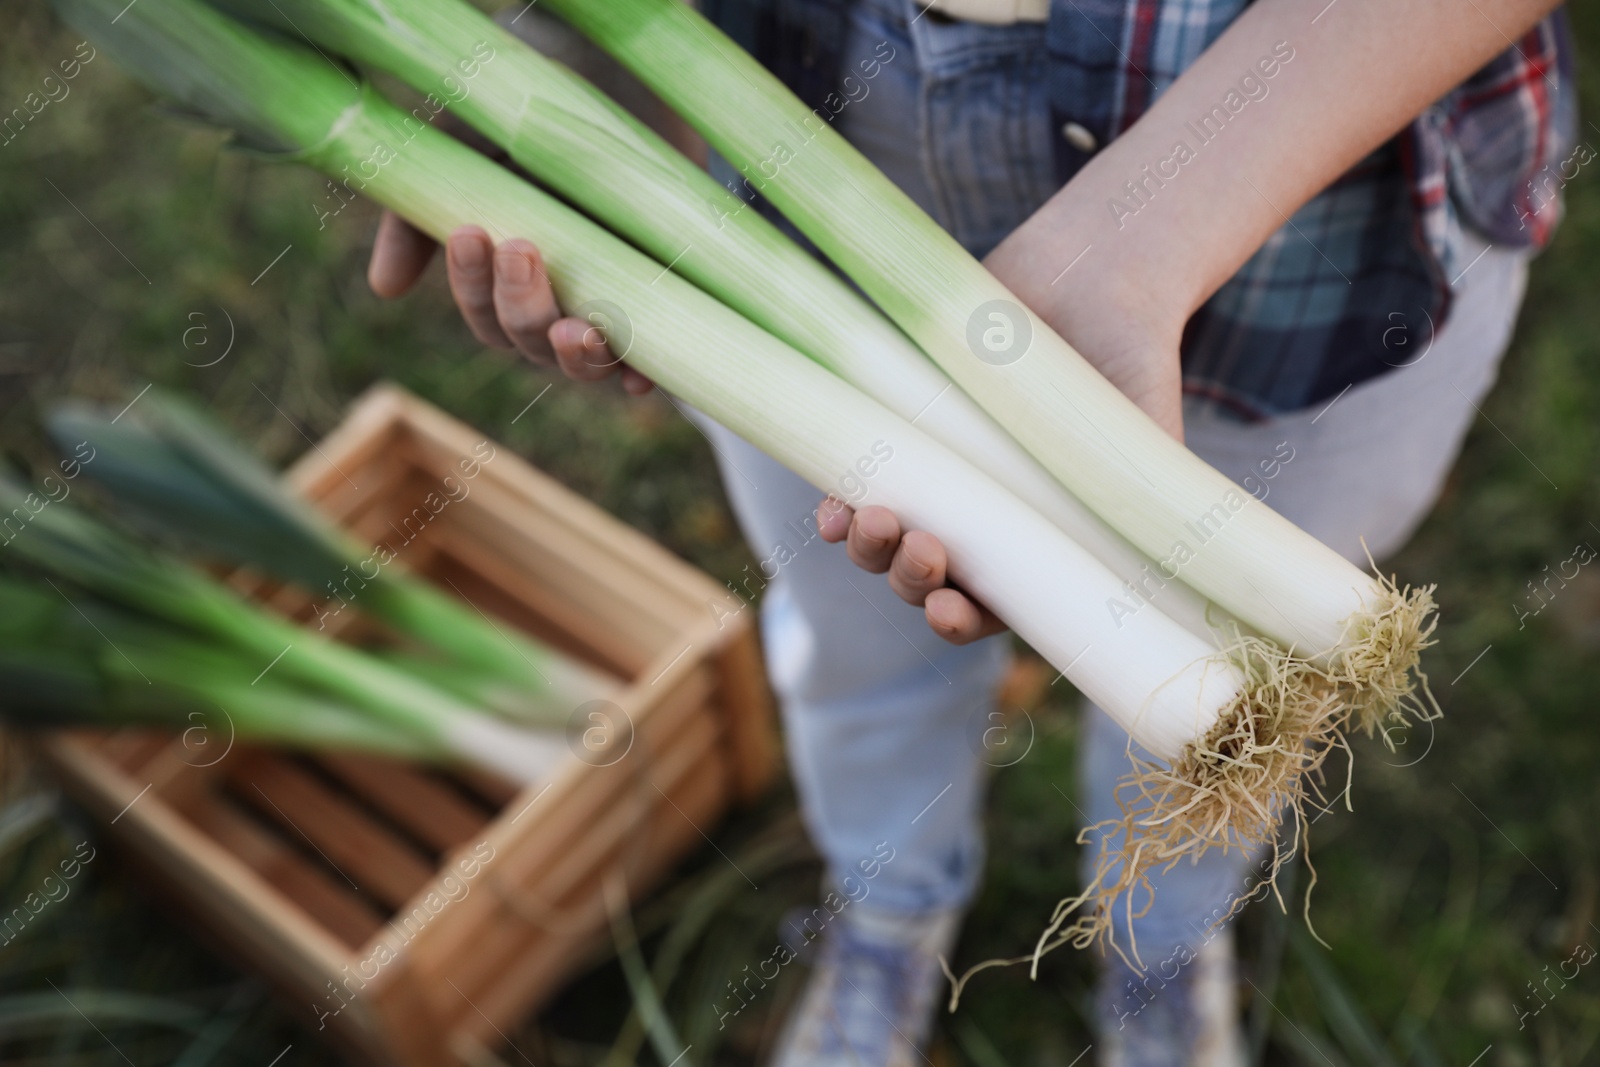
left=435, top=705, right=725, bottom=1018
left=39, top=734, right=355, bottom=988
left=185, top=795, right=386, bottom=949
left=314, top=754, right=492, bottom=855
left=445, top=721, right=730, bottom=1035
left=231, top=752, right=437, bottom=911
left=450, top=765, right=523, bottom=810
left=397, top=667, right=714, bottom=978
left=93, top=730, right=174, bottom=774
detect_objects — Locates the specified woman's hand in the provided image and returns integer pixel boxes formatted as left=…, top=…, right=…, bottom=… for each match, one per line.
left=368, top=213, right=655, bottom=396
left=817, top=250, right=1188, bottom=643
left=822, top=0, right=1562, bottom=646
left=817, top=499, right=1008, bottom=644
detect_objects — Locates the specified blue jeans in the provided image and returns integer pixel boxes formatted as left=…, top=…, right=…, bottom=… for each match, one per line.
left=701, top=0, right=1528, bottom=950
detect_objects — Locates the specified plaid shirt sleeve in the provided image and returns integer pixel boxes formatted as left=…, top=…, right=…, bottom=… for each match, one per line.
left=1046, top=1, right=1578, bottom=421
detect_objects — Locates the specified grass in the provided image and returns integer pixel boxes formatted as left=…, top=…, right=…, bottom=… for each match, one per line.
left=2, top=0, right=1599, bottom=1063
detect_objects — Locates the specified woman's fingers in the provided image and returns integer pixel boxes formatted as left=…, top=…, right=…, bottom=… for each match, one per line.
left=887, top=528, right=1005, bottom=642
left=816, top=497, right=854, bottom=543
left=845, top=505, right=901, bottom=574
left=887, top=529, right=946, bottom=605
left=549, top=315, right=654, bottom=390
left=549, top=315, right=621, bottom=383
left=368, top=212, right=437, bottom=299
left=817, top=498, right=1008, bottom=644
left=924, top=588, right=1008, bottom=645
left=492, top=239, right=561, bottom=364
left=438, top=227, right=648, bottom=390
left=446, top=227, right=514, bottom=350
left=618, top=367, right=656, bottom=395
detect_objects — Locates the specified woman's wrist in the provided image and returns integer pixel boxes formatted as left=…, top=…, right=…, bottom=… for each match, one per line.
left=983, top=190, right=1192, bottom=438
left=988, top=154, right=1207, bottom=336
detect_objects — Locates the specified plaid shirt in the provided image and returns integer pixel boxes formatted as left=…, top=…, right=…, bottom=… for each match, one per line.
left=711, top=0, right=1578, bottom=420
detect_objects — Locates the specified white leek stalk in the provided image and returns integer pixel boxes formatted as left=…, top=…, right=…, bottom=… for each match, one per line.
left=0, top=477, right=569, bottom=784
left=537, top=0, right=1435, bottom=719
left=210, top=0, right=1218, bottom=640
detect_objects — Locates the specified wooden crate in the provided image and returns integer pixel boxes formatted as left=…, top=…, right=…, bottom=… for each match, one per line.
left=37, top=383, right=777, bottom=1067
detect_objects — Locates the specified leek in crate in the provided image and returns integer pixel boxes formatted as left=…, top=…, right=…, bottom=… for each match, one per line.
left=47, top=390, right=611, bottom=722
left=0, top=475, right=568, bottom=782
left=54, top=0, right=1337, bottom=962
left=535, top=0, right=1437, bottom=718
left=0, top=576, right=437, bottom=759
left=209, top=0, right=1217, bottom=641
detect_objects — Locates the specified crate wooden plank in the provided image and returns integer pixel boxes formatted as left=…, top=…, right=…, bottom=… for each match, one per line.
left=344, top=472, right=462, bottom=555
left=93, top=730, right=174, bottom=775
left=450, top=765, right=523, bottom=810
left=299, top=450, right=416, bottom=542
left=282, top=466, right=449, bottom=623
left=424, top=476, right=681, bottom=674
left=38, top=736, right=354, bottom=990
left=360, top=970, right=451, bottom=1067
left=231, top=752, right=436, bottom=910
left=440, top=723, right=729, bottom=1033
left=715, top=627, right=779, bottom=802
left=315, top=754, right=492, bottom=855
left=510, top=708, right=723, bottom=918
left=398, top=668, right=714, bottom=976
left=426, top=531, right=634, bottom=677
left=184, top=794, right=386, bottom=949
left=283, top=389, right=409, bottom=501
left=395, top=388, right=729, bottom=613
left=427, top=703, right=723, bottom=1012
left=400, top=402, right=723, bottom=645
left=464, top=783, right=724, bottom=1037
left=145, top=741, right=231, bottom=807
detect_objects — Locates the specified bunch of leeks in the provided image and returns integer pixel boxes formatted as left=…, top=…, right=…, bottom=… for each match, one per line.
left=51, top=0, right=1435, bottom=968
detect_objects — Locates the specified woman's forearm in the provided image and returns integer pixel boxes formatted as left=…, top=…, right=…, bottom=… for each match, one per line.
left=992, top=0, right=1562, bottom=327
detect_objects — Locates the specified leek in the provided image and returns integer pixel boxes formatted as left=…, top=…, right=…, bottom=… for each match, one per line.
left=0, top=475, right=568, bottom=782
left=0, top=572, right=434, bottom=757
left=208, top=0, right=1218, bottom=641
left=536, top=0, right=1435, bottom=719
left=47, top=390, right=611, bottom=720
